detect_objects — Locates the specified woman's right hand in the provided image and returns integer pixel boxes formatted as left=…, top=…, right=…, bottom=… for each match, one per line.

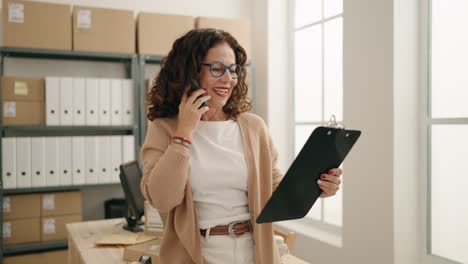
left=175, top=87, right=211, bottom=140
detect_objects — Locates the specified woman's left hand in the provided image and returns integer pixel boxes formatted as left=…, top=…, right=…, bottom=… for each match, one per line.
left=317, top=168, right=343, bottom=198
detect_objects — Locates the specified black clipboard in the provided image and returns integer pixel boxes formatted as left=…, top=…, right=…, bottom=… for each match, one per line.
left=256, top=125, right=361, bottom=224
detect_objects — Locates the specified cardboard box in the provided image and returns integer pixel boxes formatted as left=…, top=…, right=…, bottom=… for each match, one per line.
left=41, top=191, right=82, bottom=217
left=1, top=77, right=45, bottom=101
left=1, top=0, right=72, bottom=50
left=195, top=17, right=251, bottom=56
left=2, top=101, right=45, bottom=125
left=123, top=238, right=161, bottom=263
left=73, top=6, right=135, bottom=54
left=41, top=214, right=81, bottom=242
left=3, top=249, right=67, bottom=264
left=4, top=252, right=42, bottom=264
left=3, top=218, right=41, bottom=245
left=2, top=76, right=45, bottom=125
left=3, top=194, right=41, bottom=220
left=137, top=13, right=194, bottom=56
left=42, top=250, right=68, bottom=264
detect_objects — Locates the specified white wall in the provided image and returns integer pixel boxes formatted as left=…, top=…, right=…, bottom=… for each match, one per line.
left=250, top=0, right=269, bottom=124
left=393, top=0, right=420, bottom=262
left=342, top=0, right=394, bottom=261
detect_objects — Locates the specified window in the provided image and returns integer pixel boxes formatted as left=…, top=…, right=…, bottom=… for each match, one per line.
left=292, top=0, right=343, bottom=227
left=427, top=0, right=468, bottom=263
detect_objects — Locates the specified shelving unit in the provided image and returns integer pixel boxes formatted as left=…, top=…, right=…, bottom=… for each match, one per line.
left=3, top=183, right=121, bottom=196
left=3, top=240, right=68, bottom=256
left=2, top=125, right=134, bottom=137
left=0, top=47, right=141, bottom=261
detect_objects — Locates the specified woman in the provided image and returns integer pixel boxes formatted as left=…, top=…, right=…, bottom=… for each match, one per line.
left=140, top=28, right=342, bottom=264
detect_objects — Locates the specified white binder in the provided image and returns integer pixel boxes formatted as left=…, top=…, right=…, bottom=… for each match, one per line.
left=85, top=78, right=99, bottom=126
left=98, top=79, right=111, bottom=126
left=45, top=137, right=59, bottom=186
left=58, top=137, right=72, bottom=186
left=72, top=78, right=86, bottom=126
left=59, top=77, right=73, bottom=125
left=85, top=136, right=98, bottom=184
left=45, top=77, right=60, bottom=126
left=110, top=136, right=122, bottom=183
left=16, top=137, right=32, bottom=188
left=2, top=138, right=16, bottom=189
left=122, top=135, right=135, bottom=163
left=96, top=136, right=110, bottom=183
left=110, top=79, right=123, bottom=126
left=72, top=137, right=86, bottom=185
left=31, top=137, right=46, bottom=187
left=122, top=79, right=133, bottom=126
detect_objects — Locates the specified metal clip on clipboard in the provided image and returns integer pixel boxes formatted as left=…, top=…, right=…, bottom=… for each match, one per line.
left=256, top=115, right=361, bottom=224
left=326, top=114, right=345, bottom=129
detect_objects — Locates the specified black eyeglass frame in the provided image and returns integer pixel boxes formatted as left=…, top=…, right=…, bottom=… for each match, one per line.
left=200, top=61, right=243, bottom=79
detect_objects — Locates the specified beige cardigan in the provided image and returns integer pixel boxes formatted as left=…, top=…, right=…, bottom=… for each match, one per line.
left=140, top=112, right=284, bottom=264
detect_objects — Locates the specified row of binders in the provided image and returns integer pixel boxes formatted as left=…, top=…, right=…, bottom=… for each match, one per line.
left=1, top=135, right=135, bottom=189
left=46, top=77, right=134, bottom=126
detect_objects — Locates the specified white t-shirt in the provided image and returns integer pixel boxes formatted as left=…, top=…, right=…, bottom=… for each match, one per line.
left=189, top=120, right=250, bottom=229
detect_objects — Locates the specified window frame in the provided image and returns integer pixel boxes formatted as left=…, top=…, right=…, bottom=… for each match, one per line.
left=288, top=0, right=344, bottom=235
left=421, top=0, right=468, bottom=263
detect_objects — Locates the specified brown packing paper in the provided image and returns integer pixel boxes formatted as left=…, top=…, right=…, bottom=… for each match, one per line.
left=95, top=231, right=156, bottom=246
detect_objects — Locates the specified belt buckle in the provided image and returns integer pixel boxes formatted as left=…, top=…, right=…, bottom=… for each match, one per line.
left=227, top=220, right=245, bottom=237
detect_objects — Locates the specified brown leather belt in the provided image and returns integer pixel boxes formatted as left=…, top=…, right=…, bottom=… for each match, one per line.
left=200, top=220, right=252, bottom=237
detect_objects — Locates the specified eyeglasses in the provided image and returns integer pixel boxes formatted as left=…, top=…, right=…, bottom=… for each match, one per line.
left=200, top=61, right=243, bottom=79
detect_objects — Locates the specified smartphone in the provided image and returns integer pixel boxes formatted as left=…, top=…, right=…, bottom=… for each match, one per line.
left=190, top=80, right=208, bottom=109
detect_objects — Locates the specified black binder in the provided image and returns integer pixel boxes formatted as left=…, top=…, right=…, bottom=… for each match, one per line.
left=256, top=126, right=361, bottom=224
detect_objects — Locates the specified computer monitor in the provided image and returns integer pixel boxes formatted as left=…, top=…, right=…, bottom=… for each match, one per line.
left=119, top=160, right=145, bottom=232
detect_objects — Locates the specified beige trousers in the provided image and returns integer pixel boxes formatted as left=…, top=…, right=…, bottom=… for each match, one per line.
left=200, top=231, right=255, bottom=264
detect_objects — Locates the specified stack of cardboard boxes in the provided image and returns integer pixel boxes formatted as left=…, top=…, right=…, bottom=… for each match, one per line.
left=3, top=193, right=41, bottom=245
left=2, top=0, right=134, bottom=54
left=40, top=191, right=82, bottom=242
left=2, top=0, right=251, bottom=56
left=1, top=77, right=45, bottom=126
left=2, top=191, right=82, bottom=246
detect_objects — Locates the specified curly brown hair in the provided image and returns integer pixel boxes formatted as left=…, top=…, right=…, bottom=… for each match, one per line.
left=146, top=28, right=252, bottom=121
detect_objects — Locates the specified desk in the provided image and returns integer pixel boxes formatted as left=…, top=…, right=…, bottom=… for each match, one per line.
left=67, top=218, right=309, bottom=264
